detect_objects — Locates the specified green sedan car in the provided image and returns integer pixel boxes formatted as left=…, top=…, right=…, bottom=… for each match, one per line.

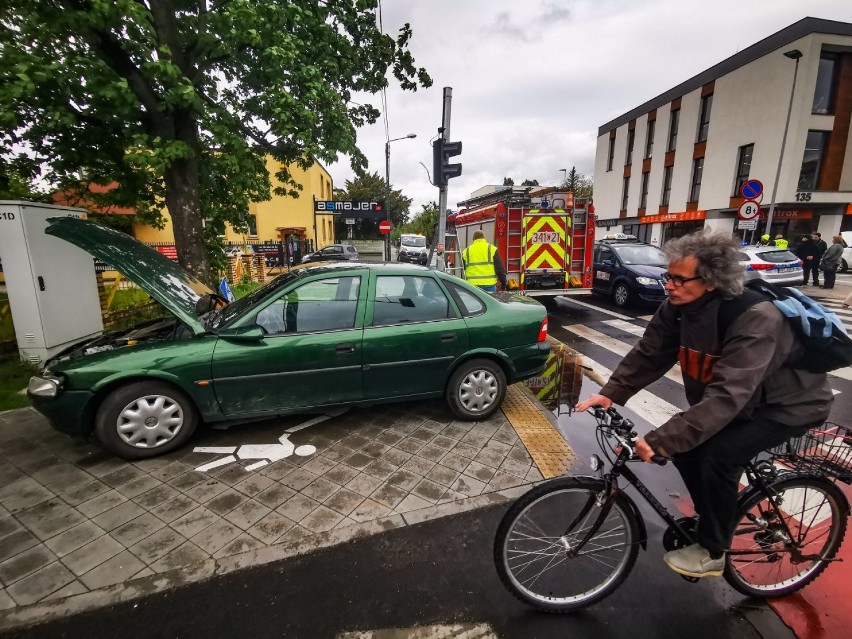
left=28, top=217, right=551, bottom=459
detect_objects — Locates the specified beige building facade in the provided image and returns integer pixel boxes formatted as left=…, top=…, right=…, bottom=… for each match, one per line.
left=594, top=17, right=852, bottom=247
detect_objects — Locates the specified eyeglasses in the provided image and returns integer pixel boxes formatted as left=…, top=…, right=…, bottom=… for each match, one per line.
left=661, top=272, right=704, bottom=287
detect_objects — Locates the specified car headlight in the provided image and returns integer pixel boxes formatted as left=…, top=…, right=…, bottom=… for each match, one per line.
left=28, top=375, right=63, bottom=397
left=635, top=277, right=657, bottom=286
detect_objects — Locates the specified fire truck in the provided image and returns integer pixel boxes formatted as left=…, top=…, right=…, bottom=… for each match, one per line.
left=448, top=187, right=595, bottom=298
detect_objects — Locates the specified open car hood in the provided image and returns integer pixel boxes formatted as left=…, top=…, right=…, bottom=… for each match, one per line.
left=45, top=217, right=213, bottom=335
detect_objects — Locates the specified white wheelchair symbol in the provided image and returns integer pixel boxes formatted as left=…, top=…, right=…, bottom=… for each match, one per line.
left=193, top=433, right=317, bottom=473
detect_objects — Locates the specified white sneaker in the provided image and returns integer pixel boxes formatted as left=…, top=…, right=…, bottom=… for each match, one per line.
left=663, top=544, right=724, bottom=578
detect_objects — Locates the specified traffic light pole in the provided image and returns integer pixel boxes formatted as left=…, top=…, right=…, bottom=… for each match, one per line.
left=436, top=87, right=452, bottom=273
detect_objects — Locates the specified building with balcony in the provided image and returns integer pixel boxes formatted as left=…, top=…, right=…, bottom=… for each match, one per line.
left=593, top=17, right=852, bottom=247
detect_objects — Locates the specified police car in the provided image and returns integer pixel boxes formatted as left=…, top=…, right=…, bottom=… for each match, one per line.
left=592, top=234, right=668, bottom=307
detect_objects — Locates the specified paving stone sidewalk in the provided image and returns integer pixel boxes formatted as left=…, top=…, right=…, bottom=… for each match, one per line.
left=0, top=400, right=544, bottom=622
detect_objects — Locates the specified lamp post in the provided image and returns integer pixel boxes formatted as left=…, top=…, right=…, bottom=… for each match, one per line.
left=559, top=168, right=567, bottom=186
left=385, top=133, right=417, bottom=260
left=765, top=49, right=803, bottom=240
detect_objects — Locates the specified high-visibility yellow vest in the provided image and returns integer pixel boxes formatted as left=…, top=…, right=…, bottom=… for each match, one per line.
left=462, top=238, right=498, bottom=286
left=774, top=238, right=789, bottom=248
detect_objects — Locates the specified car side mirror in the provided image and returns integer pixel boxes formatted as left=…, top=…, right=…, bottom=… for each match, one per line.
left=217, top=325, right=266, bottom=341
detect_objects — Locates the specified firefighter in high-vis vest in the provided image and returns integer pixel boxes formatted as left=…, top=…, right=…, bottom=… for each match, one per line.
left=772, top=233, right=789, bottom=249
left=462, top=230, right=507, bottom=292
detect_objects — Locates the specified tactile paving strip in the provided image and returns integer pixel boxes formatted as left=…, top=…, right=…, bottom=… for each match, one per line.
left=502, top=384, right=576, bottom=478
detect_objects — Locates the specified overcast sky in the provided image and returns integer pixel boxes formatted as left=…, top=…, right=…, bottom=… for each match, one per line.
left=327, top=0, right=852, bottom=218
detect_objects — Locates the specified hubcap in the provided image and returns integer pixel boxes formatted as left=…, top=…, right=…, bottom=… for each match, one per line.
left=615, top=286, right=628, bottom=305
left=116, top=394, right=183, bottom=449
left=459, top=369, right=498, bottom=412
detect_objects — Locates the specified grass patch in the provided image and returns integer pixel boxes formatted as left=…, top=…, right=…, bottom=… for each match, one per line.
left=109, top=287, right=153, bottom=310
left=0, top=357, right=36, bottom=411
left=233, top=282, right=261, bottom=298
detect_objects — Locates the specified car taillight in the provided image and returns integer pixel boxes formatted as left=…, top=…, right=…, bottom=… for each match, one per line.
left=537, top=317, right=548, bottom=343
left=747, top=263, right=775, bottom=271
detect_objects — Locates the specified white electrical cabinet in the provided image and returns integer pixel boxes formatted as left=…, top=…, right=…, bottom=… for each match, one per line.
left=0, top=201, right=103, bottom=365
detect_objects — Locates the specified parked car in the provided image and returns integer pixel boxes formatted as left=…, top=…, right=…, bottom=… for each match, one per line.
left=591, top=235, right=668, bottom=307
left=28, top=217, right=551, bottom=459
left=301, top=243, right=358, bottom=264
left=738, top=245, right=803, bottom=285
left=839, top=231, right=852, bottom=273
left=397, top=233, right=429, bottom=265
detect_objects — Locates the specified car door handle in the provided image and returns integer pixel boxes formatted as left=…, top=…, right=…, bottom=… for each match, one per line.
left=335, top=342, right=356, bottom=353
left=441, top=332, right=457, bottom=342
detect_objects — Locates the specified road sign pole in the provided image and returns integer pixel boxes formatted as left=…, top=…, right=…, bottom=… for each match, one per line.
left=436, top=87, right=452, bottom=273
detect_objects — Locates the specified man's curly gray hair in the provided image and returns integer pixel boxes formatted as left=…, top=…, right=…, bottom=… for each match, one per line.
left=663, top=231, right=745, bottom=296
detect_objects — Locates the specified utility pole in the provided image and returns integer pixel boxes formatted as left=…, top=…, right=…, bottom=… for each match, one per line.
left=436, top=87, right=453, bottom=272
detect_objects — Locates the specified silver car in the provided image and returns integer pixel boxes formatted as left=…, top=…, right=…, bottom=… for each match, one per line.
left=738, top=246, right=803, bottom=285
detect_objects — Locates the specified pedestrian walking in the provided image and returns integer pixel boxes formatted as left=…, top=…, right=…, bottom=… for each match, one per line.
left=461, top=230, right=507, bottom=292
left=795, top=235, right=819, bottom=286
left=818, top=235, right=843, bottom=289
left=575, top=231, right=831, bottom=579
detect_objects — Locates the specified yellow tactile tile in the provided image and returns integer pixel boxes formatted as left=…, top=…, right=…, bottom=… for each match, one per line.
left=503, top=384, right=577, bottom=478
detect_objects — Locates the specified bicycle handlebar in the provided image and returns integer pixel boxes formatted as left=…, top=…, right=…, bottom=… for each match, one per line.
left=588, top=406, right=669, bottom=465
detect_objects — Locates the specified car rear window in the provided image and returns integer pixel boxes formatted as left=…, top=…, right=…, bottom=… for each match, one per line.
left=754, top=250, right=798, bottom=263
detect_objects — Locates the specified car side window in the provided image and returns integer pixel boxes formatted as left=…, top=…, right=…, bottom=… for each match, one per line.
left=254, top=276, right=360, bottom=334
left=445, top=282, right=485, bottom=317
left=600, top=247, right=614, bottom=264
left=372, top=275, right=451, bottom=325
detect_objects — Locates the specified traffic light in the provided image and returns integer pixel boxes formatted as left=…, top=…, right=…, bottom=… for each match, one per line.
left=432, top=138, right=463, bottom=187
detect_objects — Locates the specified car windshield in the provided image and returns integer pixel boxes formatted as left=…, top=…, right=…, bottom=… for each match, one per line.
left=401, top=236, right=426, bottom=247
left=205, top=272, right=299, bottom=330
left=612, top=245, right=666, bottom=266
left=752, top=249, right=798, bottom=263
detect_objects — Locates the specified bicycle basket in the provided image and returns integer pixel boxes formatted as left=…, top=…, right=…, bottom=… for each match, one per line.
left=771, top=422, right=852, bottom=483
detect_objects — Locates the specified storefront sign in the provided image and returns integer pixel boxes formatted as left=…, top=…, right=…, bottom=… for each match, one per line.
left=758, top=208, right=812, bottom=220
left=640, top=210, right=706, bottom=224
left=595, top=216, right=638, bottom=228
left=155, top=245, right=178, bottom=260
left=313, top=200, right=386, bottom=220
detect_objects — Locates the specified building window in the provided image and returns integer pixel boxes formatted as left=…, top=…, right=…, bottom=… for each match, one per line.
left=621, top=175, right=630, bottom=211
left=607, top=136, right=615, bottom=171
left=798, top=130, right=829, bottom=191
left=639, top=171, right=650, bottom=209
left=661, top=165, right=673, bottom=206
left=645, top=120, right=655, bottom=159
left=812, top=53, right=838, bottom=115
left=625, top=129, right=635, bottom=165
left=697, top=94, right=712, bottom=142
left=247, top=215, right=258, bottom=237
left=689, top=157, right=703, bottom=202
left=667, top=109, right=679, bottom=152
left=732, top=143, right=754, bottom=197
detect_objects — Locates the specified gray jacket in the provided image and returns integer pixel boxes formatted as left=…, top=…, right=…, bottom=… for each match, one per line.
left=820, top=243, right=843, bottom=270
left=600, top=291, right=833, bottom=456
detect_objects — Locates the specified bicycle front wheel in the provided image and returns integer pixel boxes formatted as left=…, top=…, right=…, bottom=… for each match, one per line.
left=494, top=476, right=640, bottom=612
left=725, top=475, right=848, bottom=598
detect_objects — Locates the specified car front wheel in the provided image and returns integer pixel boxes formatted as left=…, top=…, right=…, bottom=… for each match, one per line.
left=840, top=258, right=849, bottom=274
left=445, top=358, right=507, bottom=421
left=613, top=282, right=632, bottom=307
left=95, top=381, right=198, bottom=459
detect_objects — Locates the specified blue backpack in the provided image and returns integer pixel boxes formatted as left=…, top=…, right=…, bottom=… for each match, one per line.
left=719, top=281, right=852, bottom=374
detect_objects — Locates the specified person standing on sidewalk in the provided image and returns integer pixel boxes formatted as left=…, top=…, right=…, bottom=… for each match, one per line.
left=812, top=232, right=828, bottom=287
left=462, top=230, right=507, bottom=292
left=819, top=235, right=843, bottom=289
left=795, top=235, right=819, bottom=286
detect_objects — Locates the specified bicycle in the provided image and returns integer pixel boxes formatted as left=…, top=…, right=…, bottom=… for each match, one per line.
left=494, top=406, right=852, bottom=612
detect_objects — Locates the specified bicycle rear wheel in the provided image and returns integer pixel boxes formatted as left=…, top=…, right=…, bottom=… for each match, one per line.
left=494, top=476, right=640, bottom=612
left=725, top=475, right=848, bottom=598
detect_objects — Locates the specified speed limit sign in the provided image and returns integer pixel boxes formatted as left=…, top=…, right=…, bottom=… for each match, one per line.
left=737, top=200, right=760, bottom=221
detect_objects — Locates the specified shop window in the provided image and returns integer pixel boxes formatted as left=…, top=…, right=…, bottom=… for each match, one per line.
left=639, top=171, right=650, bottom=209
left=625, top=129, right=635, bottom=165
left=812, top=53, right=838, bottom=115
left=661, top=165, right=673, bottom=206
left=667, top=109, right=679, bottom=152
left=621, top=175, right=630, bottom=211
left=645, top=120, right=655, bottom=159
left=607, top=136, right=615, bottom=171
left=697, top=95, right=712, bottom=142
left=797, top=130, right=829, bottom=191
left=663, top=220, right=705, bottom=244
left=689, top=157, right=703, bottom=203
left=248, top=215, right=258, bottom=237
left=732, top=144, right=754, bottom=197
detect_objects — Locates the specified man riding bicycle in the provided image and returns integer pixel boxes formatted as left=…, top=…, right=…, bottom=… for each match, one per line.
left=575, top=231, right=833, bottom=578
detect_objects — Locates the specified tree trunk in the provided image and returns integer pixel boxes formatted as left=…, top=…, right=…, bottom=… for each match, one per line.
left=164, top=154, right=210, bottom=286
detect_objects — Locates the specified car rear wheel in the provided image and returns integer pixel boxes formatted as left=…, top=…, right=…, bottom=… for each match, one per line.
left=446, top=358, right=507, bottom=421
left=95, top=381, right=198, bottom=459
left=612, top=282, right=632, bottom=307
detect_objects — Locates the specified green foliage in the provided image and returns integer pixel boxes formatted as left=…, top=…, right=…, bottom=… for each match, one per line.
left=401, top=202, right=439, bottom=242
left=561, top=167, right=594, bottom=199
left=0, top=294, right=13, bottom=342
left=502, top=177, right=514, bottom=186
left=0, top=357, right=35, bottom=412
left=520, top=179, right=540, bottom=186
left=333, top=172, right=413, bottom=240
left=233, top=281, right=261, bottom=298
left=0, top=1, right=431, bottom=283
left=109, top=287, right=153, bottom=311
left=0, top=162, right=51, bottom=202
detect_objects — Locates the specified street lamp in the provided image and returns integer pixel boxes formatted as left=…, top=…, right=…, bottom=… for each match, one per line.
left=385, top=133, right=417, bottom=260
left=559, top=168, right=567, bottom=185
left=765, top=49, right=803, bottom=240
